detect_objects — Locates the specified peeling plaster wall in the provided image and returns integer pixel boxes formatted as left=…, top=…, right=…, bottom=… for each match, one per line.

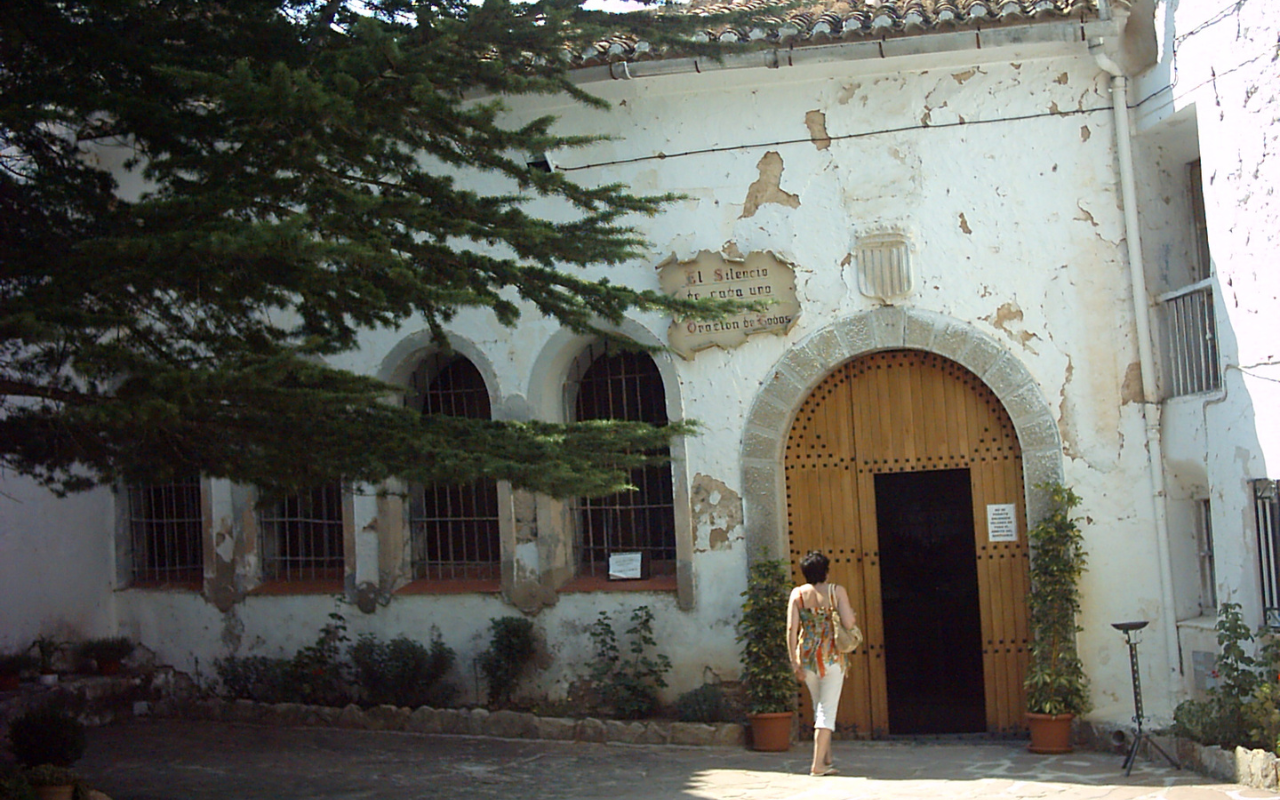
left=10, top=32, right=1268, bottom=726
left=342, top=53, right=1170, bottom=718
left=1129, top=0, right=1280, bottom=696
left=0, top=477, right=116, bottom=651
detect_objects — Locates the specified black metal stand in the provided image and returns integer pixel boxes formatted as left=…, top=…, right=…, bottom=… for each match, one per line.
left=1112, top=621, right=1180, bottom=776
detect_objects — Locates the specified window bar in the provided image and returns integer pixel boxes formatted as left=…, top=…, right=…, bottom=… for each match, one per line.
left=1256, top=480, right=1280, bottom=629
left=1191, top=291, right=1208, bottom=394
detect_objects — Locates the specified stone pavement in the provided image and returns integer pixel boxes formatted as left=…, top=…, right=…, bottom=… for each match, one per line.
left=71, top=719, right=1280, bottom=800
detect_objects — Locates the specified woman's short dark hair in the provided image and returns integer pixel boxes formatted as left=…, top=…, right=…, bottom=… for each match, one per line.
left=800, top=550, right=829, bottom=584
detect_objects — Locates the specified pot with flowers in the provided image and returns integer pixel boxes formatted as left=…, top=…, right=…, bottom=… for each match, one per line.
left=1023, top=483, right=1092, bottom=753
left=78, top=636, right=136, bottom=676
left=30, top=636, right=63, bottom=686
left=737, top=557, right=796, bottom=751
left=24, top=765, right=80, bottom=800
left=0, top=650, right=37, bottom=691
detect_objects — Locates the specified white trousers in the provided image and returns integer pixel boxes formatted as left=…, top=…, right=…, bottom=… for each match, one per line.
left=802, top=662, right=845, bottom=731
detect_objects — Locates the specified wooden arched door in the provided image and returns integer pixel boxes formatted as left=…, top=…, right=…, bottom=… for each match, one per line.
left=785, top=350, right=1029, bottom=737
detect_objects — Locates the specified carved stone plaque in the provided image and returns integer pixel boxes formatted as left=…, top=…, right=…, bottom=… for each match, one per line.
left=658, top=251, right=800, bottom=359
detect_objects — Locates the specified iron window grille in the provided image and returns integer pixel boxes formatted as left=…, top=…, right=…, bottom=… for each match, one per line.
left=566, top=342, right=676, bottom=579
left=1255, top=479, right=1280, bottom=629
left=408, top=354, right=500, bottom=581
left=1158, top=160, right=1221, bottom=398
left=259, top=481, right=345, bottom=582
left=127, top=477, right=204, bottom=585
left=1196, top=498, right=1217, bottom=616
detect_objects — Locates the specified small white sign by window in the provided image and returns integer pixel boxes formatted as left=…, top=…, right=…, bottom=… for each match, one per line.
left=987, top=504, right=1018, bottom=542
left=608, top=552, right=644, bottom=580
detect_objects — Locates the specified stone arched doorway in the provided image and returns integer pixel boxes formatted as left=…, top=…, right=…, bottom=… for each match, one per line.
left=741, top=307, right=1063, bottom=736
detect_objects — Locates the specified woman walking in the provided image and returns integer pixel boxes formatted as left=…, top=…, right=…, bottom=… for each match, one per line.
left=786, top=550, right=857, bottom=776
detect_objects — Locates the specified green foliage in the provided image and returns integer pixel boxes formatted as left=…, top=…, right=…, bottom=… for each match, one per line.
left=1023, top=483, right=1091, bottom=716
left=213, top=654, right=295, bottom=704
left=6, top=702, right=86, bottom=767
left=76, top=636, right=135, bottom=664
left=288, top=614, right=354, bottom=707
left=21, top=765, right=78, bottom=787
left=28, top=636, right=62, bottom=674
left=736, top=558, right=796, bottom=715
left=1172, top=602, right=1280, bottom=751
left=0, top=651, right=37, bottom=676
left=478, top=617, right=538, bottom=709
left=0, top=763, right=37, bottom=800
left=587, top=606, right=672, bottom=719
left=675, top=682, right=729, bottom=723
left=216, top=614, right=353, bottom=706
left=0, top=0, right=759, bottom=499
left=349, top=629, right=455, bottom=708
left=216, top=616, right=457, bottom=708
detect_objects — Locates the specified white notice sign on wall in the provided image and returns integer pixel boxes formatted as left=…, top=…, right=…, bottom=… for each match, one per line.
left=987, top=504, right=1018, bottom=542
left=608, top=552, right=644, bottom=580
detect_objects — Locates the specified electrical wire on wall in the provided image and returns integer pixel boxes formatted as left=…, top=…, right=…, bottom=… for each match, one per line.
left=557, top=103, right=1116, bottom=174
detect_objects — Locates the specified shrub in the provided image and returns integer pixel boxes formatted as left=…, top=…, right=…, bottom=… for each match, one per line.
left=286, top=614, right=353, bottom=707
left=1172, top=602, right=1280, bottom=750
left=22, top=765, right=78, bottom=787
left=28, top=636, right=62, bottom=675
left=675, top=683, right=728, bottom=723
left=350, top=630, right=455, bottom=708
left=0, top=652, right=37, bottom=676
left=216, top=615, right=355, bottom=706
left=0, top=764, right=37, bottom=800
left=587, top=606, right=671, bottom=720
left=77, top=637, right=135, bottom=665
left=214, top=655, right=294, bottom=703
left=1024, top=483, right=1091, bottom=717
left=736, top=559, right=795, bottom=714
left=7, top=702, right=86, bottom=767
left=478, top=617, right=537, bottom=709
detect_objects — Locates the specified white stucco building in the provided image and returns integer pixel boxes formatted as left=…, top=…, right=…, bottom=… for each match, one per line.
left=3, top=0, right=1278, bottom=739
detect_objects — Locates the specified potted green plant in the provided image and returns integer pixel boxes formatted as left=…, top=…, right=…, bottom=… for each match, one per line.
left=7, top=702, right=87, bottom=768
left=78, top=636, right=136, bottom=676
left=1024, top=482, right=1092, bottom=753
left=23, top=764, right=80, bottom=800
left=29, top=636, right=62, bottom=686
left=0, top=651, right=38, bottom=691
left=736, top=557, right=796, bottom=751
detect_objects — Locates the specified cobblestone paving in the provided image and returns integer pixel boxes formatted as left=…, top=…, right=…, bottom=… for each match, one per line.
left=74, top=720, right=1280, bottom=800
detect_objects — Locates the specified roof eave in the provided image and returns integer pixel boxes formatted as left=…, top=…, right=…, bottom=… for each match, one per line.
left=568, top=16, right=1127, bottom=85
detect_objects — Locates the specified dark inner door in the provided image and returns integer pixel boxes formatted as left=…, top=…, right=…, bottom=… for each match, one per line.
left=875, top=468, right=986, bottom=734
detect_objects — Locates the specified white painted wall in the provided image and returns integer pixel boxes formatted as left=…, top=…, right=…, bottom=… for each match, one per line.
left=9, top=5, right=1277, bottom=732
left=1131, top=0, right=1280, bottom=695
left=0, top=476, right=116, bottom=654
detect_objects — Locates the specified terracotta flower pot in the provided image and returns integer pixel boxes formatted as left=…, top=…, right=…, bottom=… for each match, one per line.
left=1026, top=712, right=1075, bottom=754
left=748, top=712, right=793, bottom=752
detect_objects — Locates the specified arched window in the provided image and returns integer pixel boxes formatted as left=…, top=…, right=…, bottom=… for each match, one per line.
left=567, top=343, right=675, bottom=579
left=409, top=354, right=500, bottom=582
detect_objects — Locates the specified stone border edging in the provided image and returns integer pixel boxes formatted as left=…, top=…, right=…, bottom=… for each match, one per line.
left=170, top=700, right=1280, bottom=787
left=175, top=699, right=746, bottom=747
left=1080, top=722, right=1279, bottom=791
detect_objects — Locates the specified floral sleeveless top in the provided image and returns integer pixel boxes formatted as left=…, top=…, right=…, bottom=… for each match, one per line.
left=797, top=588, right=846, bottom=677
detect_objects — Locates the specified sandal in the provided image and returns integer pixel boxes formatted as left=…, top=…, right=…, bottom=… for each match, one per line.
left=809, top=767, right=839, bottom=777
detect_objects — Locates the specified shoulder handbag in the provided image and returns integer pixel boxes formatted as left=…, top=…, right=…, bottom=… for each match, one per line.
left=829, top=585, right=864, bottom=654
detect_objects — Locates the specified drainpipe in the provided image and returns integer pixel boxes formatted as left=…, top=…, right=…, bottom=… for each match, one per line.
left=1091, top=39, right=1184, bottom=711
